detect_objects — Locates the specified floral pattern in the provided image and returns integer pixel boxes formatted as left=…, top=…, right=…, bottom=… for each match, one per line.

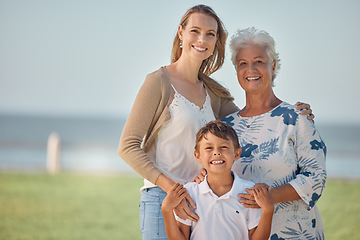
left=222, top=102, right=327, bottom=240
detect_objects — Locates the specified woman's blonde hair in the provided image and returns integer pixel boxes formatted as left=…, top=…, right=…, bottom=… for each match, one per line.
left=171, top=5, right=233, bottom=100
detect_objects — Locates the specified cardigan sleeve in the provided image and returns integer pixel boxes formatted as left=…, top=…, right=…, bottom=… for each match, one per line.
left=288, top=114, right=327, bottom=209
left=118, top=72, right=164, bottom=184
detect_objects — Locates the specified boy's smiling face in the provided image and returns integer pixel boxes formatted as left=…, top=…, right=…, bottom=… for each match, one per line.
left=194, top=132, right=241, bottom=175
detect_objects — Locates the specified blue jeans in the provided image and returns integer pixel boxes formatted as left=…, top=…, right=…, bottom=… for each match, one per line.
left=139, top=187, right=168, bottom=240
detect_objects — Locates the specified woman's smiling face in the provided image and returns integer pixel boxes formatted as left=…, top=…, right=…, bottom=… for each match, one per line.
left=178, top=13, right=218, bottom=62
left=235, top=44, right=276, bottom=94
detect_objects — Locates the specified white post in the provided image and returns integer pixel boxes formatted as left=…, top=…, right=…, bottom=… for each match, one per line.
left=47, top=132, right=61, bottom=173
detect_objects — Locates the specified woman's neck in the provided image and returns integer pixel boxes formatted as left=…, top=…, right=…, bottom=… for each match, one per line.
left=168, top=56, right=202, bottom=83
left=240, top=90, right=282, bottom=117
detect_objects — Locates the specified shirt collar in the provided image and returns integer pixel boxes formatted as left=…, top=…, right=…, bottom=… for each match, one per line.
left=199, top=174, right=212, bottom=195
left=199, top=171, right=241, bottom=199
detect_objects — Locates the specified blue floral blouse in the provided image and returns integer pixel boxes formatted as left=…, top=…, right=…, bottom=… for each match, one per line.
left=222, top=102, right=327, bottom=240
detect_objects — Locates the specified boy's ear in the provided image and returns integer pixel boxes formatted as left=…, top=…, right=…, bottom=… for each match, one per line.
left=234, top=147, right=242, bottom=161
left=194, top=150, right=202, bottom=164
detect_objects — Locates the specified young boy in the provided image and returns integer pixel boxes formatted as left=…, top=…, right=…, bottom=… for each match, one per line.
left=161, top=120, right=274, bottom=240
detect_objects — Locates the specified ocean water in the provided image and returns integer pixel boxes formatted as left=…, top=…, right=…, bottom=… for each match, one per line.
left=0, top=114, right=133, bottom=174
left=0, top=114, right=359, bottom=179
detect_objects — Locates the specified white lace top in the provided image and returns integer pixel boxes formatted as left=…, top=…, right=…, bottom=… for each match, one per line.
left=143, top=84, right=215, bottom=189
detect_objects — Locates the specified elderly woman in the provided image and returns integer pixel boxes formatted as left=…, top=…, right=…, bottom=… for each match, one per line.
left=221, top=27, right=327, bottom=239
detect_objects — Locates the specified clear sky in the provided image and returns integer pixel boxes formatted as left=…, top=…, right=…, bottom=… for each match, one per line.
left=1, top=0, right=359, bottom=124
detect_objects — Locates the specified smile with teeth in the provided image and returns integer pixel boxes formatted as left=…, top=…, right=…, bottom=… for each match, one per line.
left=246, top=76, right=261, bottom=81
left=193, top=45, right=207, bottom=52
left=210, top=160, right=225, bottom=164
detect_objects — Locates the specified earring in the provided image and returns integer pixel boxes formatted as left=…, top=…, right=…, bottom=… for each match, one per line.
left=180, top=41, right=183, bottom=48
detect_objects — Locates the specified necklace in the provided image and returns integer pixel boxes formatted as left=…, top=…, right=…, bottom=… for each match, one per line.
left=240, top=113, right=262, bottom=129
left=245, top=117, right=259, bottom=128
left=239, top=100, right=281, bottom=128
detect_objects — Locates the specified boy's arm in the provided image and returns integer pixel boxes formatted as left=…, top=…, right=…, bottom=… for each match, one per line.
left=248, top=187, right=274, bottom=240
left=161, top=183, right=190, bottom=240
left=177, top=221, right=190, bottom=238
left=162, top=208, right=190, bottom=240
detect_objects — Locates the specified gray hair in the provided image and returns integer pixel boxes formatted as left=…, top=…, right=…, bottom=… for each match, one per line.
left=230, top=27, right=281, bottom=85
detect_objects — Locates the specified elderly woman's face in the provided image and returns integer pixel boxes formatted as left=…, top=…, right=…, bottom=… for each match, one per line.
left=235, top=44, right=275, bottom=94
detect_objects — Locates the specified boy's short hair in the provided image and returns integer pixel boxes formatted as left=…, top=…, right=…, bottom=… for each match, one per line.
left=195, top=120, right=240, bottom=151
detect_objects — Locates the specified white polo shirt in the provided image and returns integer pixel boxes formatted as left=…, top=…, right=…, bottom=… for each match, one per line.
left=175, top=172, right=262, bottom=240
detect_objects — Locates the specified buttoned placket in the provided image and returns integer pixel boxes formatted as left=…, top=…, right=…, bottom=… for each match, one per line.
left=214, top=199, right=222, bottom=214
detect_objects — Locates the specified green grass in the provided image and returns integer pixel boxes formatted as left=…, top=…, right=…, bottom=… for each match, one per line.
left=0, top=173, right=143, bottom=240
left=317, top=180, right=360, bottom=240
left=1, top=173, right=359, bottom=240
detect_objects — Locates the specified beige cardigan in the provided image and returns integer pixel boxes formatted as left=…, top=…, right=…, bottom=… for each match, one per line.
left=118, top=67, right=239, bottom=184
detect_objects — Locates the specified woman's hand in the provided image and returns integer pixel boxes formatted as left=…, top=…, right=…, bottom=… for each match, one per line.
left=161, top=183, right=188, bottom=213
left=238, top=183, right=271, bottom=209
left=156, top=174, right=198, bottom=221
left=238, top=188, right=258, bottom=208
left=252, top=183, right=271, bottom=191
left=173, top=194, right=199, bottom=222
left=192, top=168, right=207, bottom=183
left=296, top=102, right=315, bottom=120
